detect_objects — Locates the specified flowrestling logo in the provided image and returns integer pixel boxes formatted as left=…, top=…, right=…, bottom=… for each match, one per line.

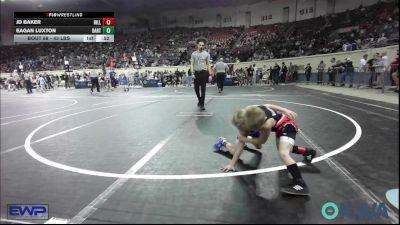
left=321, top=202, right=389, bottom=221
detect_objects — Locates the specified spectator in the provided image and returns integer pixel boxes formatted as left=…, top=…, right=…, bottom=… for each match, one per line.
left=358, top=54, right=369, bottom=88
left=391, top=52, right=399, bottom=93
left=281, top=62, right=288, bottom=83
left=341, top=58, right=355, bottom=88
left=317, top=60, right=326, bottom=84
left=272, top=63, right=281, bottom=85
left=305, top=63, right=312, bottom=84
left=328, top=58, right=337, bottom=86
left=373, top=53, right=385, bottom=89
left=24, top=73, right=33, bottom=94
left=247, top=65, right=254, bottom=86
left=187, top=68, right=193, bottom=87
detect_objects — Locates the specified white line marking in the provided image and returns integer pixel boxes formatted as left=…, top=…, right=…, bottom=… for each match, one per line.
left=1, top=115, right=117, bottom=155
left=45, top=217, right=69, bottom=224
left=1, top=100, right=78, bottom=120
left=69, top=134, right=173, bottom=224
left=177, top=112, right=214, bottom=117
left=92, top=101, right=113, bottom=106
left=1, top=144, right=24, bottom=155
left=24, top=99, right=362, bottom=180
left=1, top=107, right=82, bottom=126
left=176, top=115, right=213, bottom=117
left=238, top=87, right=275, bottom=94
left=178, top=112, right=214, bottom=114
left=314, top=95, right=398, bottom=121
left=0, top=218, right=35, bottom=224
left=131, top=94, right=308, bottom=98
left=298, top=129, right=398, bottom=224
left=321, top=93, right=399, bottom=111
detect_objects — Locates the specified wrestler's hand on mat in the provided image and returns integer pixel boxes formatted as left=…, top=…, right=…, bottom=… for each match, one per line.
left=221, top=164, right=236, bottom=172
left=283, top=110, right=298, bottom=119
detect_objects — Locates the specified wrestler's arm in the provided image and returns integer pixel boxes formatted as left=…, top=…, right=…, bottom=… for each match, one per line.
left=264, top=104, right=298, bottom=119
left=222, top=141, right=245, bottom=172
left=222, top=130, right=249, bottom=172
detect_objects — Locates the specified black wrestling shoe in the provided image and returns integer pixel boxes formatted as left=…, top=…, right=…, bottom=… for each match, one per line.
left=281, top=181, right=310, bottom=196
left=303, top=148, right=317, bottom=164
left=200, top=105, right=206, bottom=110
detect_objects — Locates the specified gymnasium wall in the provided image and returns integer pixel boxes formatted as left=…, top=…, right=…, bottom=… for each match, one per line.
left=155, top=0, right=382, bottom=28
left=1, top=45, right=397, bottom=78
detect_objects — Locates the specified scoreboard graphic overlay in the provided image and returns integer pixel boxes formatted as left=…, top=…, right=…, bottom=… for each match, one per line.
left=14, top=12, right=114, bottom=43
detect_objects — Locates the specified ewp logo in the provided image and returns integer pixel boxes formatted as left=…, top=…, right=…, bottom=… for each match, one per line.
left=322, top=202, right=389, bottom=221
left=7, top=205, right=49, bottom=220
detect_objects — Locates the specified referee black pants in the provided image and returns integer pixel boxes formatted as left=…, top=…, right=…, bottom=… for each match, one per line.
left=90, top=77, right=100, bottom=92
left=194, top=70, right=208, bottom=106
left=216, top=72, right=226, bottom=91
left=25, top=80, right=32, bottom=93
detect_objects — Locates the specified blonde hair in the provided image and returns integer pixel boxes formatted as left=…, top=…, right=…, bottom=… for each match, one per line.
left=232, top=106, right=265, bottom=132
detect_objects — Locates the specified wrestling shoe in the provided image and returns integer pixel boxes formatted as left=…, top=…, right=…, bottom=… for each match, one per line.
left=303, top=148, right=317, bottom=164
left=213, top=137, right=227, bottom=152
left=281, top=180, right=310, bottom=196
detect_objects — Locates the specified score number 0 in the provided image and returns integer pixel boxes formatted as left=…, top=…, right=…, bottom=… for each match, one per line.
left=102, top=18, right=115, bottom=26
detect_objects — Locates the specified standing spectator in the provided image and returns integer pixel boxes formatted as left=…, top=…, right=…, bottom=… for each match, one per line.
left=24, top=73, right=33, bottom=94
left=373, top=53, right=385, bottom=89
left=382, top=51, right=389, bottom=84
left=272, top=63, right=280, bottom=85
left=328, top=58, right=337, bottom=86
left=391, top=52, right=399, bottom=93
left=292, top=64, right=299, bottom=81
left=45, top=73, right=53, bottom=90
left=304, top=63, right=312, bottom=84
left=173, top=72, right=179, bottom=87
left=259, top=65, right=264, bottom=84
left=288, top=62, right=294, bottom=82
left=253, top=64, right=258, bottom=84
left=213, top=58, right=229, bottom=94
left=247, top=65, right=254, bottom=86
left=191, top=37, right=211, bottom=111
left=70, top=73, right=75, bottom=88
left=187, top=68, right=193, bottom=87
left=367, top=53, right=379, bottom=87
left=382, top=52, right=389, bottom=68
left=175, top=69, right=181, bottom=85
left=281, top=62, right=288, bottom=83
left=64, top=73, right=70, bottom=89
left=317, top=61, right=326, bottom=84
left=37, top=75, right=46, bottom=93
left=121, top=74, right=129, bottom=92
left=341, top=58, right=355, bottom=88
left=268, top=66, right=274, bottom=85
left=336, top=60, right=345, bottom=87
left=110, top=69, right=117, bottom=88
left=358, top=54, right=369, bottom=88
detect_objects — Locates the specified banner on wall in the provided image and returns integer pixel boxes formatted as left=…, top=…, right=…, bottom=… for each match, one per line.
left=336, top=26, right=359, bottom=34
left=296, top=0, right=315, bottom=20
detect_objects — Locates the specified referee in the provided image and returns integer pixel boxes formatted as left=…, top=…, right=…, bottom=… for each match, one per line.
left=191, top=38, right=211, bottom=110
left=213, top=58, right=229, bottom=94
left=90, top=71, right=100, bottom=94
